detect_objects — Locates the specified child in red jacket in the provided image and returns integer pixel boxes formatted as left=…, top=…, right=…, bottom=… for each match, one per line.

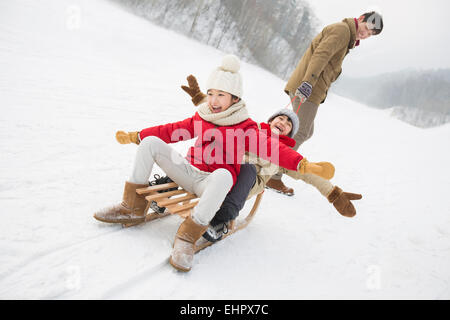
left=181, top=75, right=363, bottom=243
left=94, top=55, right=334, bottom=272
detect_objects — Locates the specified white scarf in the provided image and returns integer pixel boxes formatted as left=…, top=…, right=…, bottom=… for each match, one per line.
left=197, top=100, right=249, bottom=126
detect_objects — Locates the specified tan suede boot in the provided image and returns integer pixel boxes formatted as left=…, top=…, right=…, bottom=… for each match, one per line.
left=93, top=181, right=148, bottom=224
left=170, top=216, right=209, bottom=272
left=327, top=186, right=362, bottom=218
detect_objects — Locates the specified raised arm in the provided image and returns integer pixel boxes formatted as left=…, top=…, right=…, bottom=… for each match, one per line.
left=181, top=75, right=207, bottom=106
left=116, top=116, right=197, bottom=145
left=245, top=127, right=335, bottom=180
left=139, top=116, right=196, bottom=143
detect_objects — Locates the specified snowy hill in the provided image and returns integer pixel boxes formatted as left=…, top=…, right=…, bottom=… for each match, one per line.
left=110, top=0, right=317, bottom=80
left=0, top=0, right=449, bottom=299
left=332, top=69, right=450, bottom=128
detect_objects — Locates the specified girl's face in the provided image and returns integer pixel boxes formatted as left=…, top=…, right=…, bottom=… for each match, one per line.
left=207, top=89, right=239, bottom=114
left=269, top=115, right=293, bottom=136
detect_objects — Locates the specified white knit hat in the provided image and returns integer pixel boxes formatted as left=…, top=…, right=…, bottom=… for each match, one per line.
left=267, top=108, right=299, bottom=138
left=206, top=54, right=243, bottom=98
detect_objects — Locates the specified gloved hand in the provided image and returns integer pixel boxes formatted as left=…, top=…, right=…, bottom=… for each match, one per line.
left=295, top=81, right=313, bottom=102
left=116, top=131, right=140, bottom=145
left=181, top=75, right=207, bottom=106
left=327, top=186, right=362, bottom=217
left=298, top=158, right=335, bottom=180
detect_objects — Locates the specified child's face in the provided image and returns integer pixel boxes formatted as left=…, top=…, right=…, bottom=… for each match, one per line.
left=269, top=115, right=292, bottom=136
left=207, top=89, right=239, bottom=114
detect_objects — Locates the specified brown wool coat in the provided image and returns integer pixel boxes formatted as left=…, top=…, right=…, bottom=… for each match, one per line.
left=285, top=18, right=358, bottom=105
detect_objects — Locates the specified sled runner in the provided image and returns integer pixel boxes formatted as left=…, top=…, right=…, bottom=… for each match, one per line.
left=120, top=181, right=196, bottom=228
left=122, top=181, right=264, bottom=252
left=265, top=184, right=294, bottom=197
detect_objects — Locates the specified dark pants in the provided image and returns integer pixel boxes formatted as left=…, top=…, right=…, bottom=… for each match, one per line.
left=210, top=164, right=257, bottom=226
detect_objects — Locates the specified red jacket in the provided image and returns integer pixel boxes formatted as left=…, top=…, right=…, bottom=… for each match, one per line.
left=259, top=122, right=296, bottom=148
left=139, top=113, right=303, bottom=187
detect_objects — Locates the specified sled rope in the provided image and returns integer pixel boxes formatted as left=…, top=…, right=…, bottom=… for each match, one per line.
left=283, top=95, right=305, bottom=115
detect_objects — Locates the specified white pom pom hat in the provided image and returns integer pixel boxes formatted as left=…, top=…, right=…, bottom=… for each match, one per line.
left=206, top=54, right=243, bottom=98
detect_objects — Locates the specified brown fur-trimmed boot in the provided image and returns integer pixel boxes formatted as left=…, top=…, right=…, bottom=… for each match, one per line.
left=93, top=181, right=148, bottom=224
left=170, top=216, right=209, bottom=272
left=327, top=186, right=362, bottom=218
left=266, top=178, right=294, bottom=196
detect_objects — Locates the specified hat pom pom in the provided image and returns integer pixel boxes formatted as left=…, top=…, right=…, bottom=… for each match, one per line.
left=220, top=54, right=240, bottom=73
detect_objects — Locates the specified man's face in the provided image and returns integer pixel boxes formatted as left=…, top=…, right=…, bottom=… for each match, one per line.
left=356, top=16, right=377, bottom=40
left=269, top=115, right=293, bottom=136
left=207, top=89, right=238, bottom=114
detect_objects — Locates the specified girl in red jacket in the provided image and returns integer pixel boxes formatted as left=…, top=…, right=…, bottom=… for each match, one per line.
left=181, top=75, right=363, bottom=244
left=94, top=55, right=334, bottom=272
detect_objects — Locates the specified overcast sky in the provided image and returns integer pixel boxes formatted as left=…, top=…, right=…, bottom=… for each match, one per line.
left=308, top=0, right=450, bottom=77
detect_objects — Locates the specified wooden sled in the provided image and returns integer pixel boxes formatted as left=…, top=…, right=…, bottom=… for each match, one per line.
left=124, top=181, right=264, bottom=252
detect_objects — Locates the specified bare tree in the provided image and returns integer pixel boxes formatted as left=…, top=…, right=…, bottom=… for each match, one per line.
left=110, top=0, right=317, bottom=79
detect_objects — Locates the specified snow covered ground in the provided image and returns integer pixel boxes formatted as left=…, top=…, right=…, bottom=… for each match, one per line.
left=0, top=0, right=449, bottom=299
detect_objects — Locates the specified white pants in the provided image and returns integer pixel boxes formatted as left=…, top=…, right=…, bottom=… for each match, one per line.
left=129, top=136, right=233, bottom=226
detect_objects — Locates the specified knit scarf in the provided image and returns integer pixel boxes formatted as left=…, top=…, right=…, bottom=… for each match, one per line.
left=197, top=100, right=249, bottom=126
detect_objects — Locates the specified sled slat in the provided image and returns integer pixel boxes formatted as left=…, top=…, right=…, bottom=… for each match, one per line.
left=157, top=194, right=197, bottom=207
left=177, top=210, right=191, bottom=219
left=169, top=201, right=199, bottom=214
left=136, top=182, right=179, bottom=195
left=145, top=189, right=186, bottom=201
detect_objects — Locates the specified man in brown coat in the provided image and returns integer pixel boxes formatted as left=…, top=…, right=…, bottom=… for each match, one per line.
left=267, top=11, right=384, bottom=195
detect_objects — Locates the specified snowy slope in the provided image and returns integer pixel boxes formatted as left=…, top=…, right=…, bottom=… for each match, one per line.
left=0, top=0, right=449, bottom=299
